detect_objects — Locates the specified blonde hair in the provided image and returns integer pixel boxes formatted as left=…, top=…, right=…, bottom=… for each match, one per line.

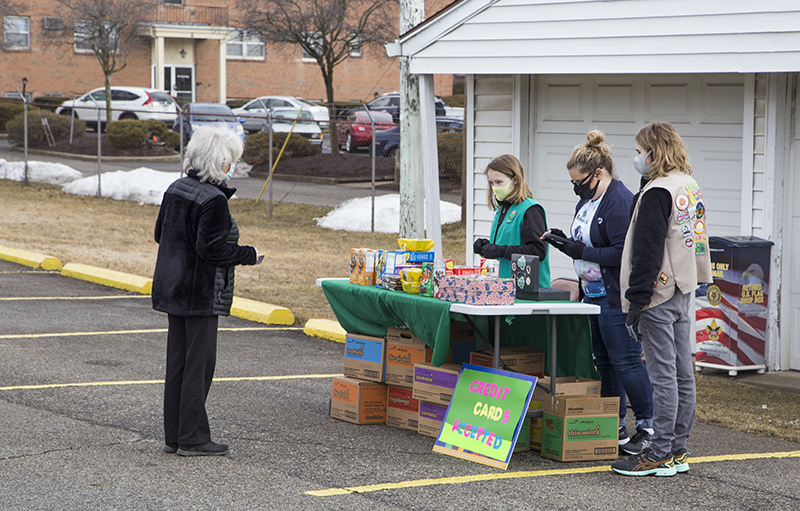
left=484, top=154, right=533, bottom=210
left=635, top=122, right=692, bottom=178
left=183, top=125, right=244, bottom=184
left=566, top=129, right=616, bottom=179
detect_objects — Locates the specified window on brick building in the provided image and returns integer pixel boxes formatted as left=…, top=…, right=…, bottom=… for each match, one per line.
left=164, top=0, right=184, bottom=4
left=349, top=36, right=362, bottom=58
left=300, top=32, right=322, bottom=62
left=4, top=16, right=31, bottom=50
left=74, top=20, right=118, bottom=54
left=227, top=30, right=265, bottom=60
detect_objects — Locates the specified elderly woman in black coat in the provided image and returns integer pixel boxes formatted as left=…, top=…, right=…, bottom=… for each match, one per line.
left=152, top=125, right=260, bottom=456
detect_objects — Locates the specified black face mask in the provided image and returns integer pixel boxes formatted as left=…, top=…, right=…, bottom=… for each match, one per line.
left=572, top=171, right=599, bottom=200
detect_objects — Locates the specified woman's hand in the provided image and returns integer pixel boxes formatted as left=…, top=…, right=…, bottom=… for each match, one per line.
left=473, top=238, right=489, bottom=254
left=480, top=243, right=506, bottom=260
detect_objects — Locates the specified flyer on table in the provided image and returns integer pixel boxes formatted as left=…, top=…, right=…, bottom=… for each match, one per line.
left=434, top=363, right=537, bottom=469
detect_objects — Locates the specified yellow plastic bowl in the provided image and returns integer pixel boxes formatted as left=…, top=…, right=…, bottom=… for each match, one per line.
left=401, top=280, right=421, bottom=294
left=398, top=238, right=435, bottom=252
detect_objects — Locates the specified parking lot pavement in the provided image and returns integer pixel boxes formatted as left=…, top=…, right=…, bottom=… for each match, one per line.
left=1, top=258, right=799, bottom=510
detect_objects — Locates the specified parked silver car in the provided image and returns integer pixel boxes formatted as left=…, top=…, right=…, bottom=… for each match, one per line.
left=56, top=86, right=178, bottom=132
left=232, top=96, right=329, bottom=132
left=266, top=108, right=323, bottom=145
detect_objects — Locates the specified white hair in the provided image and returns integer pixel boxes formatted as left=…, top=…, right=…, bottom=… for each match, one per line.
left=183, top=125, right=244, bottom=184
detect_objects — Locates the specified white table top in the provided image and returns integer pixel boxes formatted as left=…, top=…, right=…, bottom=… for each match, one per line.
left=317, top=278, right=600, bottom=316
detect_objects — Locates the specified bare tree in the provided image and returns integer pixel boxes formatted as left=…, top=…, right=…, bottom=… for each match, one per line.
left=239, top=0, right=398, bottom=153
left=49, top=0, right=158, bottom=124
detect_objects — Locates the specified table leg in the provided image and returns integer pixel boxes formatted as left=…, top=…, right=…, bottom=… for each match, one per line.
left=493, top=315, right=501, bottom=369
left=550, top=315, right=557, bottom=395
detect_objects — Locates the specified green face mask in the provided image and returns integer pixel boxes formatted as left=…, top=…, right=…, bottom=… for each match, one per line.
left=493, top=180, right=514, bottom=202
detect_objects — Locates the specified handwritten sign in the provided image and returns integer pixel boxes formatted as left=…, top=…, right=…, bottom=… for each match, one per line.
left=433, top=363, right=536, bottom=470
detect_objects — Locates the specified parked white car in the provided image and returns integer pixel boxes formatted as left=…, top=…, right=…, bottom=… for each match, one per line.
left=267, top=108, right=323, bottom=145
left=56, top=86, right=179, bottom=131
left=232, top=96, right=329, bottom=132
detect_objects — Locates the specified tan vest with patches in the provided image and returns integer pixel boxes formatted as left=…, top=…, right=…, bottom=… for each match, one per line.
left=620, top=171, right=713, bottom=312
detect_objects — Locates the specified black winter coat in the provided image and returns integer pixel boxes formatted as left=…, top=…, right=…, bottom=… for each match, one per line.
left=152, top=171, right=257, bottom=316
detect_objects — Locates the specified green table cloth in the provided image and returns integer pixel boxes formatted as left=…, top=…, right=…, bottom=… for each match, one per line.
left=321, top=279, right=598, bottom=379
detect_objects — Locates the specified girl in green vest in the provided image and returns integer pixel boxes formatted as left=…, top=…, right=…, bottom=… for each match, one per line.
left=472, top=154, right=550, bottom=287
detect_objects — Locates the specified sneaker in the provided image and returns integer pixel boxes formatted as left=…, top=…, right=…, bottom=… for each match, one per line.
left=177, top=441, right=229, bottom=457
left=163, top=443, right=178, bottom=454
left=611, top=449, right=676, bottom=477
left=630, top=428, right=652, bottom=450
left=672, top=448, right=690, bottom=473
left=619, top=428, right=641, bottom=456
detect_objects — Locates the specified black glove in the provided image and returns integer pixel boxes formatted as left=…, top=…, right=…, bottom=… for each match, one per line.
left=561, top=238, right=586, bottom=260
left=480, top=243, right=506, bottom=260
left=626, top=302, right=644, bottom=342
left=473, top=238, right=489, bottom=254
left=549, top=228, right=568, bottom=239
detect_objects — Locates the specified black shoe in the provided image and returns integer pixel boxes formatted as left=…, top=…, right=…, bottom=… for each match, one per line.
left=163, top=443, right=178, bottom=453
left=619, top=427, right=641, bottom=456
left=177, top=441, right=229, bottom=457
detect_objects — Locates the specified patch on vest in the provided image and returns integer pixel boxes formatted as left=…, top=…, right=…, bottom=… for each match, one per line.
left=675, top=193, right=690, bottom=210
left=658, top=272, right=669, bottom=285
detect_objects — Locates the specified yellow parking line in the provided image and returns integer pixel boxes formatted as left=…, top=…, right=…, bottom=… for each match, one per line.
left=0, top=373, right=341, bottom=391
left=305, top=450, right=800, bottom=496
left=0, top=326, right=303, bottom=340
left=0, top=295, right=151, bottom=300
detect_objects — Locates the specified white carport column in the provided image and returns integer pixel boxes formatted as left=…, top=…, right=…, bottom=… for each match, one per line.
left=218, top=39, right=227, bottom=104
left=398, top=0, right=425, bottom=239
left=154, top=36, right=165, bottom=90
left=420, top=74, right=442, bottom=258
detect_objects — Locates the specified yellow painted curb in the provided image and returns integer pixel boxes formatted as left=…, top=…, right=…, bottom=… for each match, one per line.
left=303, top=318, right=347, bottom=343
left=61, top=262, right=152, bottom=294
left=231, top=296, right=294, bottom=325
left=0, top=244, right=62, bottom=271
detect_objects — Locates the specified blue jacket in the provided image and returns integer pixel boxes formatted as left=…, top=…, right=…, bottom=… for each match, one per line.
left=574, top=178, right=633, bottom=309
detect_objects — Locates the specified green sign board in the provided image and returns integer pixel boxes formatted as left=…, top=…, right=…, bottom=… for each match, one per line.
left=433, top=364, right=536, bottom=469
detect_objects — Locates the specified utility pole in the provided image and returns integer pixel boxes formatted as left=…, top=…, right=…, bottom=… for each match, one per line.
left=398, top=0, right=425, bottom=238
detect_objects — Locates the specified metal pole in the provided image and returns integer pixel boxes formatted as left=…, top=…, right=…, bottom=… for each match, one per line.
left=96, top=105, right=102, bottom=197
left=362, top=104, right=376, bottom=233
left=179, top=104, right=186, bottom=174
left=23, top=96, right=28, bottom=187
left=268, top=111, right=273, bottom=220
left=69, top=98, right=75, bottom=145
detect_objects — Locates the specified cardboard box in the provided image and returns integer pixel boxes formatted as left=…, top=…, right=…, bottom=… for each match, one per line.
left=469, top=346, right=545, bottom=378
left=541, top=395, right=619, bottom=462
left=449, top=320, right=475, bottom=364
left=417, top=401, right=448, bottom=437
left=386, top=385, right=420, bottom=431
left=514, top=417, right=531, bottom=452
left=412, top=362, right=461, bottom=406
left=529, top=377, right=601, bottom=451
left=330, top=376, right=387, bottom=425
left=385, top=331, right=433, bottom=387
left=343, top=333, right=386, bottom=382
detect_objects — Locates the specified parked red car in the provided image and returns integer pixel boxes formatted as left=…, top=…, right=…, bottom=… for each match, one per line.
left=336, top=110, right=395, bottom=152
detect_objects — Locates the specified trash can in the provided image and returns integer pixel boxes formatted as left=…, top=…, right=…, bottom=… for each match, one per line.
left=695, top=236, right=773, bottom=376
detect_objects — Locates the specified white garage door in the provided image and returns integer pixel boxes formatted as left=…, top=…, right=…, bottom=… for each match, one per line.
left=530, top=74, right=745, bottom=282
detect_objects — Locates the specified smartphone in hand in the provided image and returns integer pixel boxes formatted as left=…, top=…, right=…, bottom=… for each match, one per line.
left=543, top=232, right=570, bottom=248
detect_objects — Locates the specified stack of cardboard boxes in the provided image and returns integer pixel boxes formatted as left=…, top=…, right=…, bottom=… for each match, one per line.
left=331, top=326, right=617, bottom=462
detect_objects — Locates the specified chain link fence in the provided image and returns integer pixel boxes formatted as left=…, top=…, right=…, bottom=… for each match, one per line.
left=1, top=97, right=464, bottom=232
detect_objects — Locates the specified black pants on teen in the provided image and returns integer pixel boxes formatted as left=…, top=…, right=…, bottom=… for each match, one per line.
left=164, top=314, right=218, bottom=447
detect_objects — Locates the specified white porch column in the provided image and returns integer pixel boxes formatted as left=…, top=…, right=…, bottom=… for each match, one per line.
left=420, top=74, right=442, bottom=258
left=218, top=39, right=227, bottom=104
left=155, top=36, right=165, bottom=91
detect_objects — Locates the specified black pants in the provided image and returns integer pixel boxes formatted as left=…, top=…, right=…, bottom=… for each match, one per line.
left=164, top=314, right=218, bottom=447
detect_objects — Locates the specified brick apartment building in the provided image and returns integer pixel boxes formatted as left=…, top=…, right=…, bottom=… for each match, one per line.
left=1, top=0, right=454, bottom=106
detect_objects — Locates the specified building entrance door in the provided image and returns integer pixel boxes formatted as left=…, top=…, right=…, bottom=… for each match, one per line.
left=164, top=65, right=194, bottom=106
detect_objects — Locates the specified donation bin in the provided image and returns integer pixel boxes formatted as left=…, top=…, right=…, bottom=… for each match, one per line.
left=695, top=236, right=773, bottom=376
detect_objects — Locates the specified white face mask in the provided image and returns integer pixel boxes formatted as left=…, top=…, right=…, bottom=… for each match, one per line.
left=226, top=162, right=236, bottom=180
left=633, top=150, right=652, bottom=176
